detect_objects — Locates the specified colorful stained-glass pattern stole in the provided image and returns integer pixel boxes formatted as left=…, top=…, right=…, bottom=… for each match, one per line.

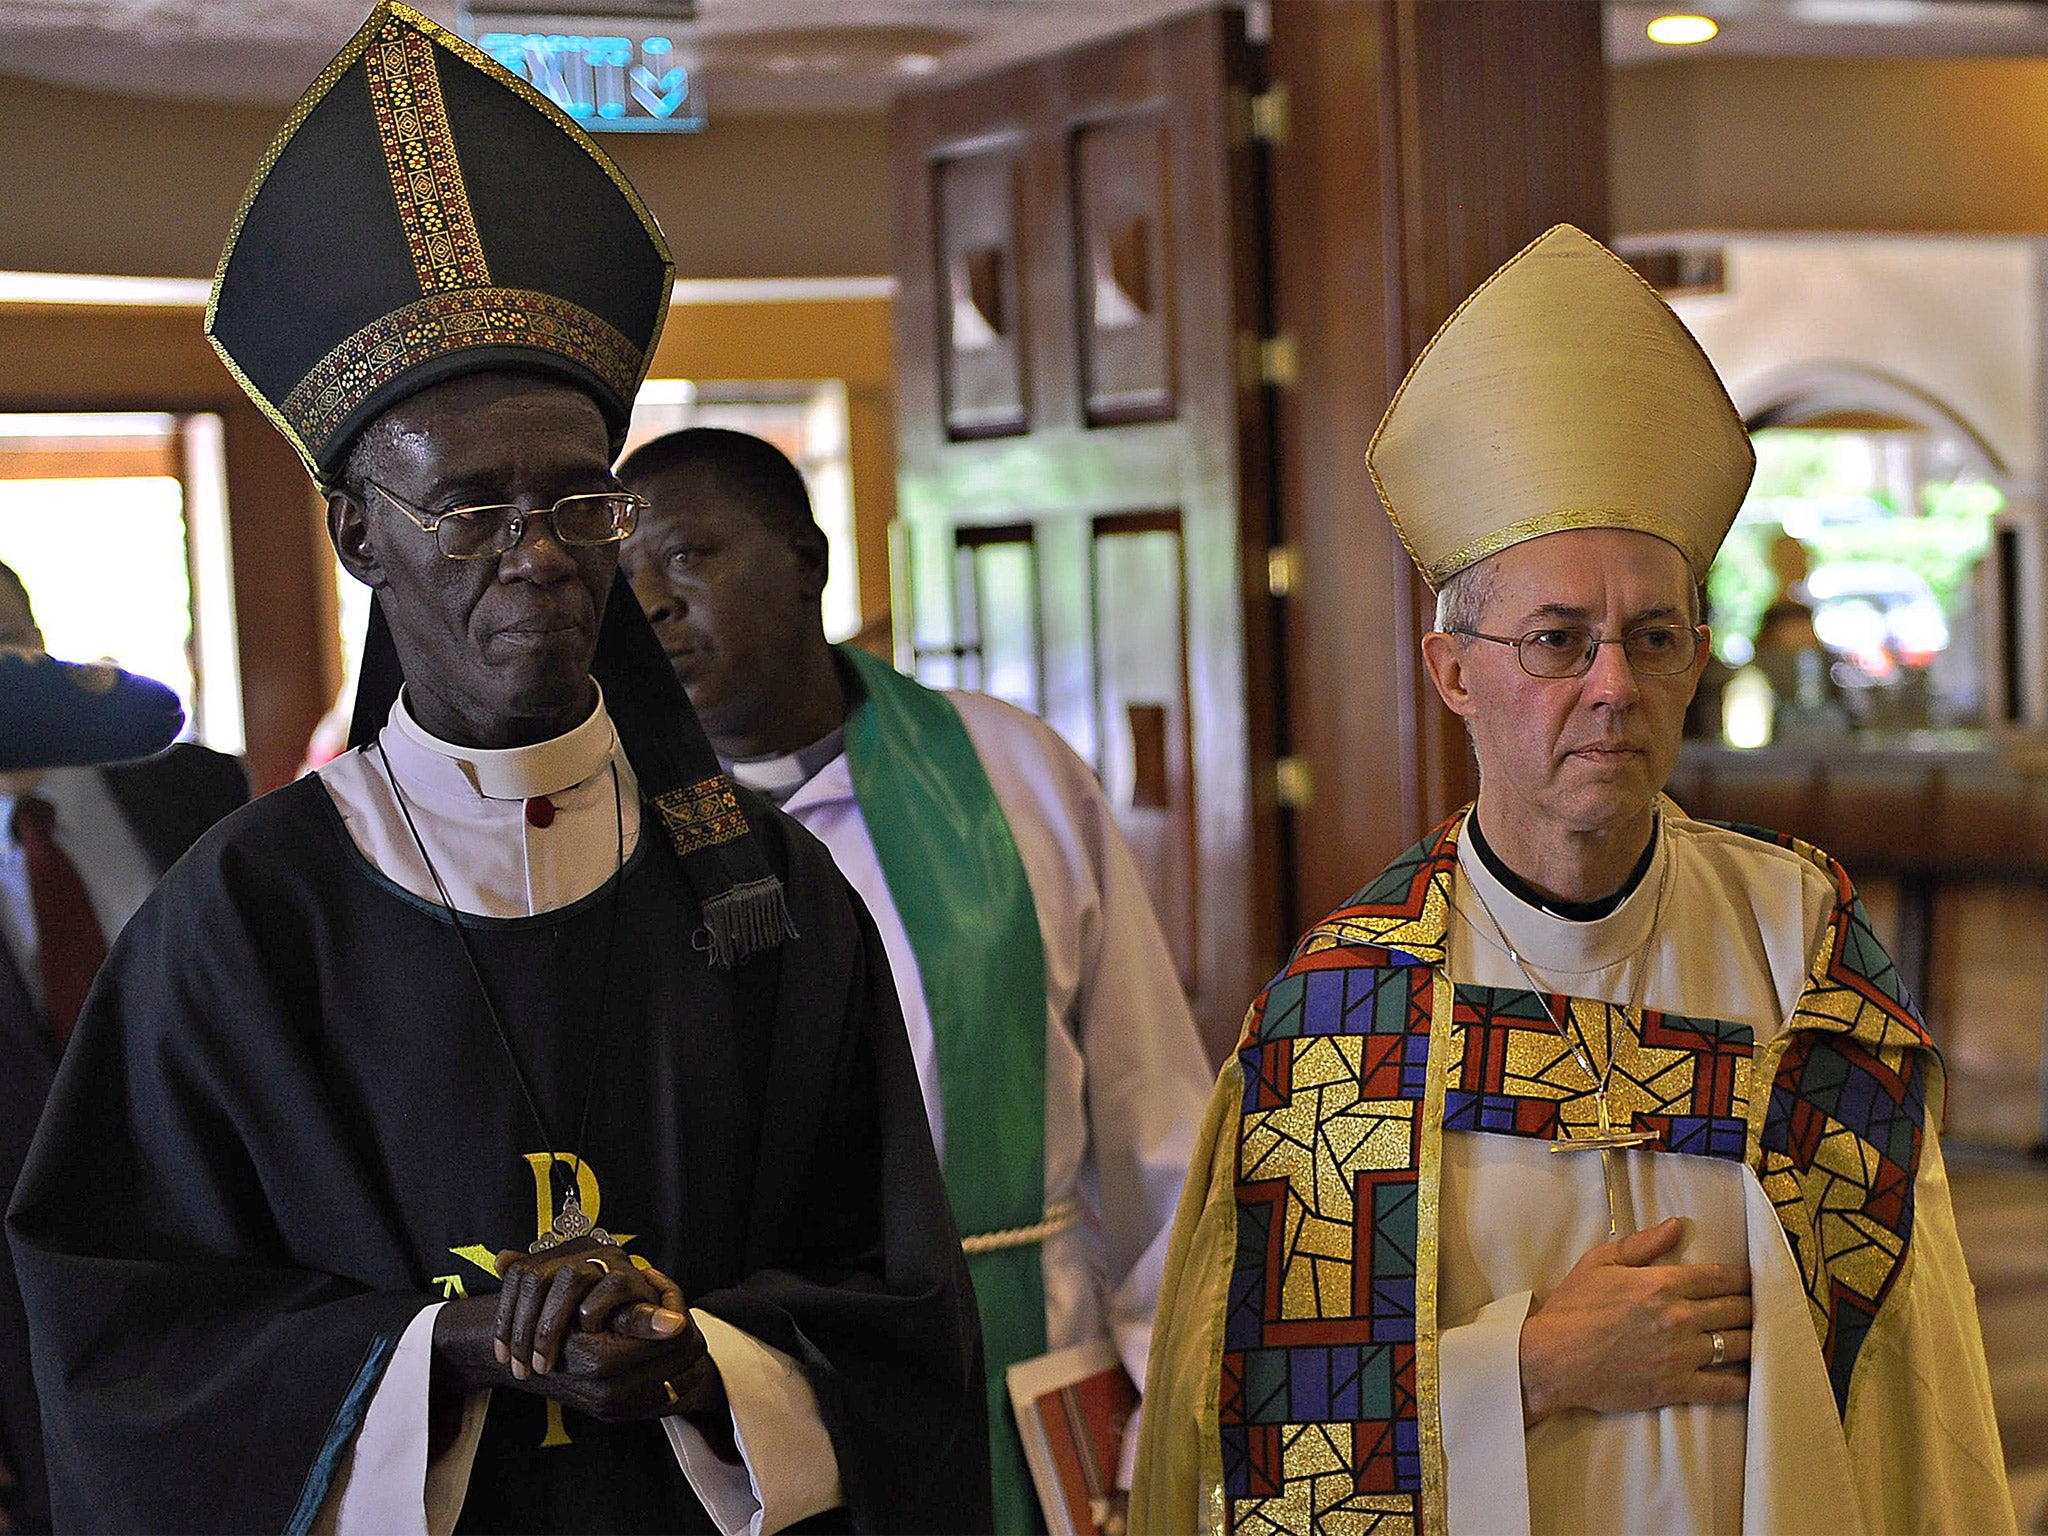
left=1222, top=823, right=1459, bottom=1534
left=1444, top=987, right=1756, bottom=1160
left=1220, top=809, right=1944, bottom=1536
left=1718, top=821, right=1937, bottom=1415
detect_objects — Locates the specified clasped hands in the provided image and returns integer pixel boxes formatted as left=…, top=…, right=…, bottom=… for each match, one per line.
left=1519, top=1216, right=1752, bottom=1426
left=431, top=1236, right=727, bottom=1427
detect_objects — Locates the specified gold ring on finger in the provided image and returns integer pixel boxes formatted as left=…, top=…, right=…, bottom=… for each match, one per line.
left=662, top=1379, right=680, bottom=1406
left=583, top=1256, right=611, bottom=1275
left=1710, top=1330, right=1727, bottom=1367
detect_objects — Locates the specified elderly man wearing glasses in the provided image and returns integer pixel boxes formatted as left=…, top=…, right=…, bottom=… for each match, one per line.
left=7, top=7, right=986, bottom=1534
left=1134, top=226, right=2012, bottom=1536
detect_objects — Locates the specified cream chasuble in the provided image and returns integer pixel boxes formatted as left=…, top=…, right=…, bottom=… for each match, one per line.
left=1439, top=805, right=1850, bottom=1535
left=1132, top=803, right=2012, bottom=1536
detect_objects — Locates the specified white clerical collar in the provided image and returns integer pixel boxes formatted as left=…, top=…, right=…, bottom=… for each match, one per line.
left=1455, top=806, right=1669, bottom=979
left=390, top=685, right=617, bottom=801
left=725, top=726, right=848, bottom=808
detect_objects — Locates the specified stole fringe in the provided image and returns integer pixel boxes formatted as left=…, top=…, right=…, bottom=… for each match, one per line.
left=700, top=876, right=798, bottom=968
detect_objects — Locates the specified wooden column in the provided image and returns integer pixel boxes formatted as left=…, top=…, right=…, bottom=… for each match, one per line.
left=219, top=400, right=337, bottom=792
left=1269, top=0, right=1608, bottom=920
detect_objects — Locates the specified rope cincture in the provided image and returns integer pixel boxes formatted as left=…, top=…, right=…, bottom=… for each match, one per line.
left=959, top=1198, right=1080, bottom=1256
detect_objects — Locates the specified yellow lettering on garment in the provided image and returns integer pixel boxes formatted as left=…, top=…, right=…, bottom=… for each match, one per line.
left=524, top=1151, right=603, bottom=1237
left=449, top=1244, right=502, bottom=1279
left=446, top=1154, right=649, bottom=1450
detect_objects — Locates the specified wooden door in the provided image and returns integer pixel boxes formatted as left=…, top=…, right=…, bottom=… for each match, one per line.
left=890, top=8, right=1275, bottom=1056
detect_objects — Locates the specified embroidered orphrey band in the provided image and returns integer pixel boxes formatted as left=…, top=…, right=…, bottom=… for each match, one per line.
left=364, top=23, right=491, bottom=295
left=282, top=287, right=642, bottom=453
left=654, top=777, right=752, bottom=858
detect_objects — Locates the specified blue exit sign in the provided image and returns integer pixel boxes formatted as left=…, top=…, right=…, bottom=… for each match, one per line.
left=462, top=20, right=705, bottom=131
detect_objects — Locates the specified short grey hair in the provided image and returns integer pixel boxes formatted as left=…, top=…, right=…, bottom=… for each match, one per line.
left=1430, top=550, right=1704, bottom=634
left=1433, top=561, right=1495, bottom=635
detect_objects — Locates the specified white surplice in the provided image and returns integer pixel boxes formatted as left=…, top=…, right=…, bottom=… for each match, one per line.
left=308, top=689, right=841, bottom=1536
left=1435, top=801, right=2007, bottom=1536
left=733, top=689, right=1214, bottom=1474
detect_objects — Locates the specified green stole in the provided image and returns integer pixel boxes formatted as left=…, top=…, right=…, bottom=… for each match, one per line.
left=840, top=646, right=1049, bottom=1533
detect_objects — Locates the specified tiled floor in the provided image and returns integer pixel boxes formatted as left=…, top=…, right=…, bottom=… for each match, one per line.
left=1949, top=1148, right=2048, bottom=1532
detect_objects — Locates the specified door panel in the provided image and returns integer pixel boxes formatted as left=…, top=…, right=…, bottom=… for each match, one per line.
left=1073, top=113, right=1178, bottom=427
left=953, top=525, right=1043, bottom=713
left=1092, top=512, right=1196, bottom=988
left=935, top=148, right=1031, bottom=439
left=892, top=8, right=1273, bottom=1055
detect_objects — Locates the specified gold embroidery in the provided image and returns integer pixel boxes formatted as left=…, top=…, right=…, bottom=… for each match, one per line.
left=204, top=3, right=677, bottom=482
left=654, top=776, right=750, bottom=857
left=1415, top=973, right=1451, bottom=1533
left=280, top=286, right=642, bottom=451
left=365, top=24, right=491, bottom=294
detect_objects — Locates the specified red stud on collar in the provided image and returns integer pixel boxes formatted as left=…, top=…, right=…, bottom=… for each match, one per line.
left=524, top=796, right=556, bottom=829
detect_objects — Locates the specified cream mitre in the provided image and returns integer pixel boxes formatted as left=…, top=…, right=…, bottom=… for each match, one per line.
left=1367, top=223, right=1755, bottom=591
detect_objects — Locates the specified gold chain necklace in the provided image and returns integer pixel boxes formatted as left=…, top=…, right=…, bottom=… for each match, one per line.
left=1460, top=814, right=1672, bottom=1237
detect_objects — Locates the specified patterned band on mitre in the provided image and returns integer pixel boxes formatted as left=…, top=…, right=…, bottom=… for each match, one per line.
left=280, top=286, right=644, bottom=459
left=365, top=22, right=491, bottom=294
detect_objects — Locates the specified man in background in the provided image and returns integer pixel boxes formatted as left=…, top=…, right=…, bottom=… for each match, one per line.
left=0, top=568, right=242, bottom=1533
left=620, top=426, right=1214, bottom=1531
left=1135, top=225, right=2011, bottom=1535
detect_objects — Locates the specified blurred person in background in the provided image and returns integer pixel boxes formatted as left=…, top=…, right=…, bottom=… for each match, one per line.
left=621, top=426, right=1214, bottom=1532
left=0, top=561, right=243, bottom=1534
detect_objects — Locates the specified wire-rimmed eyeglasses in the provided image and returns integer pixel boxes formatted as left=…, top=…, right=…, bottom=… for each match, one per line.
left=1450, top=624, right=1706, bottom=680
left=364, top=478, right=644, bottom=561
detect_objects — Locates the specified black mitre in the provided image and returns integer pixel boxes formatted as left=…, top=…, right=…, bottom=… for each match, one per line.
left=206, top=0, right=670, bottom=487
left=0, top=652, right=184, bottom=771
left=207, top=1, right=789, bottom=965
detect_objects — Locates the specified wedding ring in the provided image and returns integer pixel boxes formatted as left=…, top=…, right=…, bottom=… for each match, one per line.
left=662, top=1379, right=680, bottom=1406
left=582, top=1256, right=611, bottom=1275
left=1710, top=1330, right=1727, bottom=1367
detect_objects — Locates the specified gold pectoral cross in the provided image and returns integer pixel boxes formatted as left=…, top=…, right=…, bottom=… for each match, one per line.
left=1549, top=1090, right=1653, bottom=1238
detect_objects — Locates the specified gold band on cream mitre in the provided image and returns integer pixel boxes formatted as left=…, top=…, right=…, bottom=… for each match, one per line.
left=1366, top=223, right=1755, bottom=591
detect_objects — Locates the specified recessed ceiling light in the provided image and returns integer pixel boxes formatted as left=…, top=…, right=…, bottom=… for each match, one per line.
left=1646, top=14, right=1719, bottom=45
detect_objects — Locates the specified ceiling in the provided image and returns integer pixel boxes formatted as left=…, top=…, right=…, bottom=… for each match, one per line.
left=0, top=0, right=1217, bottom=113
left=1608, top=0, right=2048, bottom=66
left=10, top=0, right=2048, bottom=113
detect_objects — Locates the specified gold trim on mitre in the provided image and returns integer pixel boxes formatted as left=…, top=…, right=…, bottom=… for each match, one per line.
left=204, top=1, right=675, bottom=481
left=1366, top=224, right=1754, bottom=591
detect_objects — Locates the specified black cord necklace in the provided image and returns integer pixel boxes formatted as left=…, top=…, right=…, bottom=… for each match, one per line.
left=373, top=739, right=627, bottom=1251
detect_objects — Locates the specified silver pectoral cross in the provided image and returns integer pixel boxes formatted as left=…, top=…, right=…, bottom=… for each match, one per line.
left=528, top=1187, right=617, bottom=1253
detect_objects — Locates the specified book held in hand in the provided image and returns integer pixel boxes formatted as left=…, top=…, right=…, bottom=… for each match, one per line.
left=1006, top=1338, right=1138, bottom=1536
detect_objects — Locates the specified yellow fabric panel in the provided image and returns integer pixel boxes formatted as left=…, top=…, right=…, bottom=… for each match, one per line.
left=1843, top=1123, right=2018, bottom=1536
left=1132, top=1055, right=1243, bottom=1536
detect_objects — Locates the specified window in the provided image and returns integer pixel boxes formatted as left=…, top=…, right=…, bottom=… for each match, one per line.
left=0, top=412, right=243, bottom=753
left=1706, top=426, right=2000, bottom=745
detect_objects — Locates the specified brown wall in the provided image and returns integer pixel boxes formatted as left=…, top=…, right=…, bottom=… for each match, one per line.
left=1612, top=55, right=2048, bottom=235
left=0, top=72, right=892, bottom=279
